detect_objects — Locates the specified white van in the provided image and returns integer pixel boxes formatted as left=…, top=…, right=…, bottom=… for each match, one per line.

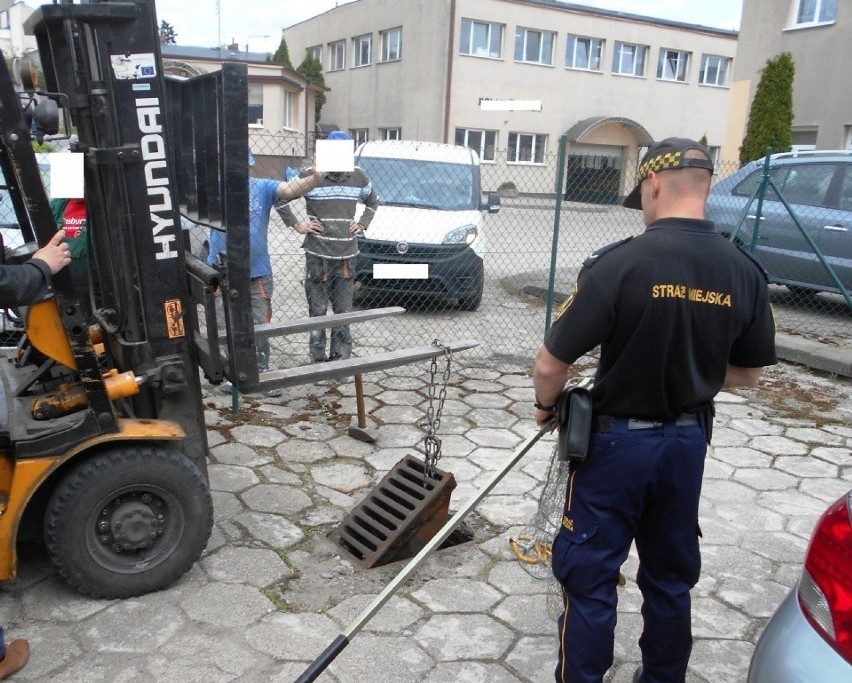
left=353, top=140, right=499, bottom=311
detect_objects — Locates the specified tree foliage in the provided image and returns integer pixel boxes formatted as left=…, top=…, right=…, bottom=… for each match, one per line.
left=739, top=52, right=794, bottom=166
left=297, top=54, right=326, bottom=123
left=270, top=36, right=292, bottom=68
left=159, top=20, right=178, bottom=45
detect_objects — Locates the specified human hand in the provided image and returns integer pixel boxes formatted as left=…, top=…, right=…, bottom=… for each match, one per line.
left=349, top=221, right=365, bottom=235
left=294, top=219, right=323, bottom=235
left=32, top=231, right=72, bottom=274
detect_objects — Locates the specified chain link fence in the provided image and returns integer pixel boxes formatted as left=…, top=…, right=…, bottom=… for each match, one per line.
left=201, top=132, right=848, bottom=372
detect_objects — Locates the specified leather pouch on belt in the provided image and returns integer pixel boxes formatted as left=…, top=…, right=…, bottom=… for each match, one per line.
left=555, top=382, right=593, bottom=462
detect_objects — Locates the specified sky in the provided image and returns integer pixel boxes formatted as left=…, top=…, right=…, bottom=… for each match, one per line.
left=20, top=0, right=744, bottom=56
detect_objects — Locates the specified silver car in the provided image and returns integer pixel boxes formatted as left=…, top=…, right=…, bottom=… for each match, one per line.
left=747, top=489, right=852, bottom=682
left=705, top=151, right=852, bottom=296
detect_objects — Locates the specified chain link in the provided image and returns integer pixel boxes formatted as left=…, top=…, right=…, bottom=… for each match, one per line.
left=423, top=339, right=452, bottom=481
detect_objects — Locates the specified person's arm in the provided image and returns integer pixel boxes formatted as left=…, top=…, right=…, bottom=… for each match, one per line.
left=0, top=231, right=71, bottom=307
left=723, top=364, right=763, bottom=389
left=354, top=170, right=379, bottom=231
left=276, top=169, right=325, bottom=201
left=532, top=345, right=572, bottom=425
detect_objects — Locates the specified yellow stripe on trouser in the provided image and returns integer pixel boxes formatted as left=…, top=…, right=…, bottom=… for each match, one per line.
left=559, top=469, right=577, bottom=682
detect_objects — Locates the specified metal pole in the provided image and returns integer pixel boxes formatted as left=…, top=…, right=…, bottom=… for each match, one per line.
left=545, top=134, right=568, bottom=331
left=293, top=421, right=554, bottom=683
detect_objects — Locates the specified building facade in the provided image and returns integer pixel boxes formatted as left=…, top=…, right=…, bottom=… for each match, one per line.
left=161, top=44, right=325, bottom=163
left=728, top=0, right=852, bottom=154
left=283, top=0, right=737, bottom=194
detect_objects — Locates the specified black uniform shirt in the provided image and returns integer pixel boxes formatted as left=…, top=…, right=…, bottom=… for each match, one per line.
left=0, top=259, right=52, bottom=308
left=545, top=218, right=777, bottom=420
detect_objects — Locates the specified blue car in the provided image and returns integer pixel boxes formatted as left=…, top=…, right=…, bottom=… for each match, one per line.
left=705, top=151, right=852, bottom=297
left=747, top=489, right=852, bottom=682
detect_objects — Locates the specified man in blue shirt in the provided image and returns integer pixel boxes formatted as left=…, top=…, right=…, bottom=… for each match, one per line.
left=207, top=171, right=279, bottom=377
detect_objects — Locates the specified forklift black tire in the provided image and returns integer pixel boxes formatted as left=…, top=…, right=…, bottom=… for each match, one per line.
left=44, top=445, right=213, bottom=599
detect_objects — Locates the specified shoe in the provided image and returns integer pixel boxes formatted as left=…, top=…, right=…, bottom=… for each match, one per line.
left=265, top=387, right=283, bottom=398
left=218, top=380, right=235, bottom=394
left=632, top=666, right=643, bottom=683
left=0, top=639, right=30, bottom=679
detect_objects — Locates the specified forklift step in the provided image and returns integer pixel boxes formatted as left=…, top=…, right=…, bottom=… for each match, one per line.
left=255, top=339, right=478, bottom=390
left=328, top=454, right=456, bottom=569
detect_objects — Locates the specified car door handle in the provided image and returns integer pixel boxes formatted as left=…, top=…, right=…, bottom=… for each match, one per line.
left=824, top=225, right=847, bottom=232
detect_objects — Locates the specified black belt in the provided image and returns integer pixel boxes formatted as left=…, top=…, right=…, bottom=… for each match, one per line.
left=593, top=414, right=700, bottom=432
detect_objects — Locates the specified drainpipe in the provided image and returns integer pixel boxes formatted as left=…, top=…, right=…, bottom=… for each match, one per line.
left=443, top=0, right=456, bottom=144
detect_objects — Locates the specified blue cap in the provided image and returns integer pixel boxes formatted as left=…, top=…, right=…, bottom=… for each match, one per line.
left=328, top=130, right=352, bottom=140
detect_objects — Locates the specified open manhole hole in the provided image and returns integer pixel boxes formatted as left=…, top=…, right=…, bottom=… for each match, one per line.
left=328, top=454, right=474, bottom=569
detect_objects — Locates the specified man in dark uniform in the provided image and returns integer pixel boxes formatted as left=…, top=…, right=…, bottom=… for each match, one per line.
left=0, top=228, right=71, bottom=680
left=532, top=138, right=777, bottom=683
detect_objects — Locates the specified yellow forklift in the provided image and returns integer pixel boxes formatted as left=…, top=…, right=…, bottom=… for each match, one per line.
left=0, top=0, right=474, bottom=599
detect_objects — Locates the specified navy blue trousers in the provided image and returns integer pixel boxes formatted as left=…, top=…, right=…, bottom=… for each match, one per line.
left=552, top=420, right=707, bottom=683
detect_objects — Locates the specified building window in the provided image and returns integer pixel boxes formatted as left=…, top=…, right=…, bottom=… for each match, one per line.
left=329, top=40, right=346, bottom=71
left=565, top=35, right=603, bottom=71
left=308, top=45, right=322, bottom=62
left=0, top=11, right=9, bottom=30
left=282, top=91, right=294, bottom=129
left=455, top=128, right=497, bottom=162
left=514, top=27, right=555, bottom=65
left=612, top=41, right=647, bottom=76
left=380, top=27, right=402, bottom=62
left=507, top=132, right=546, bottom=164
left=699, top=55, right=731, bottom=86
left=350, top=129, right=369, bottom=145
left=657, top=48, right=690, bottom=82
left=381, top=128, right=401, bottom=140
left=796, top=0, right=837, bottom=24
left=459, top=18, right=503, bottom=58
left=353, top=34, right=372, bottom=67
left=248, top=84, right=263, bottom=126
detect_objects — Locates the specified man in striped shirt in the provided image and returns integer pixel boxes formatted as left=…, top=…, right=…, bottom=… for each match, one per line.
left=277, top=131, right=379, bottom=363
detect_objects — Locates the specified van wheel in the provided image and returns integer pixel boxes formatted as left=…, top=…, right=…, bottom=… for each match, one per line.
left=44, top=446, right=213, bottom=599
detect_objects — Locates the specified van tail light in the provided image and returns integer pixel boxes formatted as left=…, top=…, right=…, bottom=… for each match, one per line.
left=798, top=491, right=852, bottom=664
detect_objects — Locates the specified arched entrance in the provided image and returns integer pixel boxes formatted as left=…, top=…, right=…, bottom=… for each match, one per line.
left=563, top=116, right=653, bottom=204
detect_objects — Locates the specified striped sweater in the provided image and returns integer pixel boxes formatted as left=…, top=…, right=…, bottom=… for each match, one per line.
left=297, top=167, right=379, bottom=260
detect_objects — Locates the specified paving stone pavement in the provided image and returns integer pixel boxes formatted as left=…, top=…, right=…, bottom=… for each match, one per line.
left=1, top=353, right=850, bottom=683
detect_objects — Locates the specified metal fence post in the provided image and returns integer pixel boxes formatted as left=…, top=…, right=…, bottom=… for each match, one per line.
left=545, top=134, right=568, bottom=331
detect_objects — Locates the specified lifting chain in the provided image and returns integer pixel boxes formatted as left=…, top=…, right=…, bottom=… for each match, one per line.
left=423, top=339, right=452, bottom=481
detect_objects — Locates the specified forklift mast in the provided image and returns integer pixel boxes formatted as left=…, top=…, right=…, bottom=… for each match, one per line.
left=23, top=0, right=212, bottom=472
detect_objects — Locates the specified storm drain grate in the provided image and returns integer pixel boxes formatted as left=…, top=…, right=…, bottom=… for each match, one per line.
left=328, top=454, right=457, bottom=569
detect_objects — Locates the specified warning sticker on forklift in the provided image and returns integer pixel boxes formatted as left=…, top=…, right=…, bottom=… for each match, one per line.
left=111, top=53, right=157, bottom=80
left=164, top=299, right=186, bottom=339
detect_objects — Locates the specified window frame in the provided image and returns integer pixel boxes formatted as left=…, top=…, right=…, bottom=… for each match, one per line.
left=380, top=26, right=402, bottom=62
left=308, top=45, right=322, bottom=63
left=507, top=132, right=546, bottom=164
left=514, top=26, right=555, bottom=66
left=248, top=83, right=264, bottom=128
left=795, top=0, right=837, bottom=25
left=381, top=127, right=401, bottom=141
left=455, top=127, right=497, bottom=162
left=459, top=18, right=504, bottom=59
left=612, top=41, right=647, bottom=77
left=282, top=90, right=294, bottom=130
left=699, top=54, right=731, bottom=87
left=350, top=128, right=369, bottom=145
left=565, top=34, right=604, bottom=71
left=353, top=33, right=372, bottom=68
left=329, top=40, right=346, bottom=71
left=657, top=48, right=690, bottom=82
